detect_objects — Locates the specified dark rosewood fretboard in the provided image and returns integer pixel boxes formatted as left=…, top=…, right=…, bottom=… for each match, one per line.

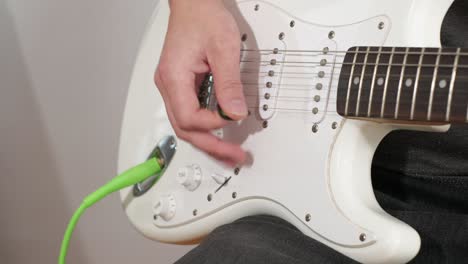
left=336, top=47, right=468, bottom=123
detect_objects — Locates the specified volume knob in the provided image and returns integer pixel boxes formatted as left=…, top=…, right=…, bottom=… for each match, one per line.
left=153, top=194, right=176, bottom=221
left=177, top=164, right=202, bottom=191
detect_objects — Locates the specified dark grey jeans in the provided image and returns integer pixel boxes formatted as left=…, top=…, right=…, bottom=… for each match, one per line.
left=177, top=1, right=468, bottom=263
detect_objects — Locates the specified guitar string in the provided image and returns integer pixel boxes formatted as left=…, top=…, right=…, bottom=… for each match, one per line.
left=207, top=89, right=460, bottom=115
left=203, top=49, right=466, bottom=115
left=209, top=88, right=460, bottom=114
left=240, top=96, right=459, bottom=108
left=239, top=72, right=468, bottom=81
left=222, top=71, right=466, bottom=112
left=240, top=49, right=468, bottom=56
left=239, top=60, right=468, bottom=69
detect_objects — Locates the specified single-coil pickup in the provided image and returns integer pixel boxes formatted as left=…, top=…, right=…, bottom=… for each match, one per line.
left=305, top=51, right=337, bottom=123
left=259, top=51, right=286, bottom=120
left=240, top=45, right=286, bottom=120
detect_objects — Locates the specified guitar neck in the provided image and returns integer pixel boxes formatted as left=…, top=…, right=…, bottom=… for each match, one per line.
left=336, top=47, right=468, bottom=124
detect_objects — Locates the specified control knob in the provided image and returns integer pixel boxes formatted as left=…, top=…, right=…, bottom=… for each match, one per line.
left=177, top=164, right=202, bottom=191
left=153, top=194, right=176, bottom=221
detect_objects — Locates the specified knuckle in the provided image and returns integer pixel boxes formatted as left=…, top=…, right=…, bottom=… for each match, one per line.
left=155, top=64, right=168, bottom=80
left=154, top=70, right=163, bottom=87
left=175, top=113, right=194, bottom=130
left=174, top=128, right=189, bottom=141
left=155, top=62, right=177, bottom=85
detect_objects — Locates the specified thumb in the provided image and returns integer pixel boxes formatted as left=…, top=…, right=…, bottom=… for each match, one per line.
left=208, top=43, right=248, bottom=120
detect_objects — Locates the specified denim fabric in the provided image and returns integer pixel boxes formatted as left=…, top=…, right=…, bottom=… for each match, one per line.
left=176, top=1, right=468, bottom=263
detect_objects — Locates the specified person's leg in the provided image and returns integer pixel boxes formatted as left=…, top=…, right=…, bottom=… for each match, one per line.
left=175, top=215, right=355, bottom=264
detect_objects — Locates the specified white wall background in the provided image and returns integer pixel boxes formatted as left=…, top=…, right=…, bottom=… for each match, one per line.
left=0, top=0, right=192, bottom=263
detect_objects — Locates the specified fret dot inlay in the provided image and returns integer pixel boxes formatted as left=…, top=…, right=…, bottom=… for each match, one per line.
left=377, top=77, right=384, bottom=86
left=377, top=77, right=385, bottom=86
left=353, top=76, right=360, bottom=85
left=405, top=78, right=413, bottom=87
left=439, top=79, right=447, bottom=89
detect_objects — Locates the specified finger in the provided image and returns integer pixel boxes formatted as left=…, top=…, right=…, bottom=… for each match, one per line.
left=165, top=105, right=246, bottom=165
left=159, top=68, right=228, bottom=131
left=207, top=37, right=248, bottom=120
left=187, top=131, right=246, bottom=165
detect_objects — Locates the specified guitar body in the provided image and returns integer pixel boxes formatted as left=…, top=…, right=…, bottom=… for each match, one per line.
left=119, top=1, right=454, bottom=263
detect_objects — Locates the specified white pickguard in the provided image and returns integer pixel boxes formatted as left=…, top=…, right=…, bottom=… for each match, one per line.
left=118, top=0, right=453, bottom=263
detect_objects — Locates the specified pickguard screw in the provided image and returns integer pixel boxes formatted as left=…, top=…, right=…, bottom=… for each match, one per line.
left=254, top=4, right=259, bottom=11
left=305, top=214, right=311, bottom=222
left=328, top=31, right=335, bottom=39
left=314, top=95, right=320, bottom=102
left=332, top=122, right=338, bottom=129
left=266, top=82, right=272, bottom=88
left=207, top=194, right=212, bottom=202
left=241, top=33, right=247, bottom=42
left=263, top=104, right=269, bottom=111
left=323, top=47, right=329, bottom=54
left=268, top=70, right=275, bottom=77
left=378, top=22, right=385, bottom=30
left=234, top=167, right=240, bottom=175
left=273, top=48, right=279, bottom=54
left=318, top=71, right=325, bottom=78
left=316, top=83, right=323, bottom=90
left=232, top=192, right=237, bottom=199
left=262, top=121, right=268, bottom=128
left=193, top=209, right=198, bottom=216
left=290, top=20, right=295, bottom=28
left=320, top=59, right=327, bottom=66
left=279, top=32, right=285, bottom=40
left=312, top=124, right=319, bottom=133
left=264, top=93, right=271, bottom=100
left=270, top=59, right=277, bottom=65
left=359, top=233, right=367, bottom=242
left=312, top=108, right=319, bottom=115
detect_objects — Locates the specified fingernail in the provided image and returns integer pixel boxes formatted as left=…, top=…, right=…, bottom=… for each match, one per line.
left=226, top=99, right=248, bottom=116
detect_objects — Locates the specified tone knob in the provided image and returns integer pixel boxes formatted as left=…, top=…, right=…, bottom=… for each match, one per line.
left=177, top=164, right=202, bottom=191
left=153, top=194, right=176, bottom=221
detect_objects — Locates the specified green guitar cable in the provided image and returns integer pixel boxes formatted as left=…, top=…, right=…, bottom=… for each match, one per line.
left=58, top=157, right=163, bottom=264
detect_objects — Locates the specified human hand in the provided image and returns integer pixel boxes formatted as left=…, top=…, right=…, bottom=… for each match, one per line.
left=154, top=0, right=247, bottom=166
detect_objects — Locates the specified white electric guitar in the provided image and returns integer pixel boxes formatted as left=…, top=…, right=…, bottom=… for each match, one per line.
left=118, top=0, right=468, bottom=263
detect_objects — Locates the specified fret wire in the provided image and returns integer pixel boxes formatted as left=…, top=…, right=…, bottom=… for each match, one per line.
left=381, top=47, right=395, bottom=118
left=466, top=104, right=468, bottom=122
left=446, top=48, right=461, bottom=121
left=395, top=48, right=409, bottom=119
left=345, top=47, right=359, bottom=115
left=410, top=48, right=425, bottom=120
left=427, top=48, right=442, bottom=121
left=356, top=47, right=370, bottom=115
left=368, top=47, right=382, bottom=117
